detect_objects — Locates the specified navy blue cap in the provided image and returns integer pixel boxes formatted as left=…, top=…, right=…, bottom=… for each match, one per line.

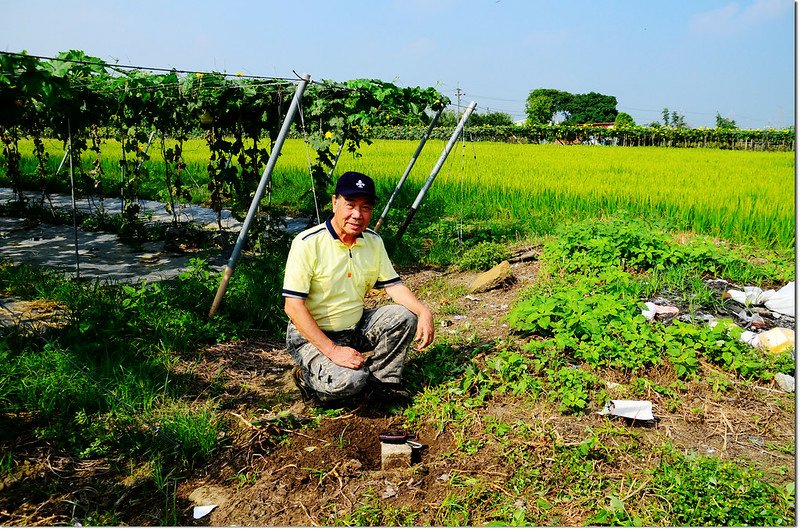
left=335, top=171, right=376, bottom=203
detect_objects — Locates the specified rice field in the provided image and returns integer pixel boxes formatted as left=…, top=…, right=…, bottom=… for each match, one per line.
left=5, top=137, right=795, bottom=249
left=285, top=139, right=795, bottom=250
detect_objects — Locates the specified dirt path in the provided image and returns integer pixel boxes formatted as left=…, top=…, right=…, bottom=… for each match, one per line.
left=0, top=188, right=309, bottom=282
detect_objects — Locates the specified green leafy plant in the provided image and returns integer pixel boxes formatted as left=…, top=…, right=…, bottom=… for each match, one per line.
left=457, top=241, right=511, bottom=271
left=549, top=366, right=603, bottom=414
left=647, top=449, right=795, bottom=526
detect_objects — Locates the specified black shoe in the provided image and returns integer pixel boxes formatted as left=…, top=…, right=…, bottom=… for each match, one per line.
left=293, top=367, right=357, bottom=410
left=292, top=367, right=319, bottom=404
left=366, top=378, right=412, bottom=406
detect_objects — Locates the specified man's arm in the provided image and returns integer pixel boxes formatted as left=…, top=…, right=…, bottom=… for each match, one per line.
left=383, top=283, right=435, bottom=350
left=284, top=297, right=366, bottom=369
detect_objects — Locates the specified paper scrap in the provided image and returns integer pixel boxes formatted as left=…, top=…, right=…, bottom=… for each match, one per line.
left=598, top=400, right=654, bottom=421
left=193, top=505, right=217, bottom=519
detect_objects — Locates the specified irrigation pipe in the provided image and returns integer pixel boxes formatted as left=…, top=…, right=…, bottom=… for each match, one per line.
left=209, top=73, right=311, bottom=317
left=374, top=107, right=442, bottom=232
left=395, top=101, right=476, bottom=241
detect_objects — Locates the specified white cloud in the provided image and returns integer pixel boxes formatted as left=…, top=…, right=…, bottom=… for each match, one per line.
left=689, top=0, right=791, bottom=36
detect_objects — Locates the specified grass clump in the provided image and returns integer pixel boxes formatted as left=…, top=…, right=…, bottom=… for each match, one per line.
left=0, top=249, right=287, bottom=470
left=592, top=447, right=796, bottom=526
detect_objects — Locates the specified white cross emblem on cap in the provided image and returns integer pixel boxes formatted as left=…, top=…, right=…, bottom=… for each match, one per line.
left=356, top=179, right=365, bottom=188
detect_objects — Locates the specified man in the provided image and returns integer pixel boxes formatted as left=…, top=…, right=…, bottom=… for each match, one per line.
left=282, top=171, right=435, bottom=406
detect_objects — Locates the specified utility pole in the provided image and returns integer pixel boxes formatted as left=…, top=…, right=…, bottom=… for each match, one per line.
left=455, top=86, right=465, bottom=114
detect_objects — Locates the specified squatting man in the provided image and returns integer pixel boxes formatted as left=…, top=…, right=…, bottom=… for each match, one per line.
left=282, top=171, right=435, bottom=406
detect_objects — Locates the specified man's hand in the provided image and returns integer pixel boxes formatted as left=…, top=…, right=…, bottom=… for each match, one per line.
left=414, top=307, right=435, bottom=350
left=328, top=344, right=366, bottom=369
left=384, top=283, right=436, bottom=351
left=285, top=297, right=366, bottom=370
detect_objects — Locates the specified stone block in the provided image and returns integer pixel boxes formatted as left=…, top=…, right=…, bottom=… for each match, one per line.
left=381, top=442, right=412, bottom=470
left=468, top=260, right=514, bottom=294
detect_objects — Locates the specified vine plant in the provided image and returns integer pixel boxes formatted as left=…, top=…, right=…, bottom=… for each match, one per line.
left=0, top=51, right=450, bottom=236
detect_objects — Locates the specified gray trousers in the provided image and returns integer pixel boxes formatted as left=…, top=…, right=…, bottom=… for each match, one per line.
left=286, top=304, right=417, bottom=402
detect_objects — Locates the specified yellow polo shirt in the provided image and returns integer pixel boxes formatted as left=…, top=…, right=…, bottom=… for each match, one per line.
left=282, top=218, right=401, bottom=331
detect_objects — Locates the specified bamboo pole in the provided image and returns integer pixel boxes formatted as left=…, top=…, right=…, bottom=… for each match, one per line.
left=209, top=74, right=311, bottom=317
left=395, top=101, right=476, bottom=241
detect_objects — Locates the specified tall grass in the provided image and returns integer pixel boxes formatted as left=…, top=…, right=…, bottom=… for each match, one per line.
left=3, top=137, right=794, bottom=249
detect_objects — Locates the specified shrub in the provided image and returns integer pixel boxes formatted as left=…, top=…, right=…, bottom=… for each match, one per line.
left=457, top=241, right=511, bottom=271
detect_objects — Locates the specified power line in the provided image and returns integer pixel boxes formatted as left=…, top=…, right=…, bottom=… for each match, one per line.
left=0, top=51, right=451, bottom=107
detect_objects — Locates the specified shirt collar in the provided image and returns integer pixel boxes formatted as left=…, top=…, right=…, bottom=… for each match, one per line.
left=325, top=215, right=364, bottom=241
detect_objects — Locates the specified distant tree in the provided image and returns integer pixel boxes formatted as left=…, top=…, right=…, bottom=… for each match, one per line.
left=525, top=95, right=554, bottom=125
left=434, top=109, right=512, bottom=127
left=662, top=107, right=688, bottom=129
left=614, top=112, right=635, bottom=127
left=562, top=92, right=618, bottom=125
left=437, top=109, right=459, bottom=127
left=715, top=112, right=737, bottom=129
left=471, top=111, right=514, bottom=126
left=670, top=111, right=687, bottom=129
left=525, top=88, right=572, bottom=124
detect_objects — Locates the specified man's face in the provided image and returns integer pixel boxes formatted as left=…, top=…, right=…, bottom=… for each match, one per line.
left=331, top=194, right=374, bottom=240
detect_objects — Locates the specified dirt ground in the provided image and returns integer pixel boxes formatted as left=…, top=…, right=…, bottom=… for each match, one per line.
left=179, top=259, right=794, bottom=526
left=1, top=255, right=795, bottom=526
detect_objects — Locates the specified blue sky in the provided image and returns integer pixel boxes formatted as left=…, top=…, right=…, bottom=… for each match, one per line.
left=0, top=0, right=794, bottom=129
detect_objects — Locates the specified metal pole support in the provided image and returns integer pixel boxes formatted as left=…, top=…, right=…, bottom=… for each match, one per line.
left=67, top=119, right=80, bottom=279
left=374, top=107, right=442, bottom=232
left=209, top=74, right=311, bottom=317
left=395, top=101, right=476, bottom=241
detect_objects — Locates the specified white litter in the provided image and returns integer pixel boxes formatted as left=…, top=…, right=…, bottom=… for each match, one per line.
left=726, top=286, right=775, bottom=306
left=757, top=327, right=795, bottom=354
left=193, top=505, right=217, bottom=519
left=725, top=282, right=795, bottom=318
left=641, top=302, right=680, bottom=321
left=764, top=281, right=795, bottom=318
left=598, top=400, right=654, bottom=421
left=739, top=330, right=761, bottom=348
left=774, top=373, right=795, bottom=393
